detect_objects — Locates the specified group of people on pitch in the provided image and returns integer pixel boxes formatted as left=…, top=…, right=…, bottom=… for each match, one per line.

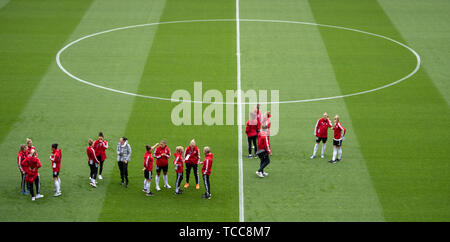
left=311, top=112, right=347, bottom=163
left=245, top=104, right=273, bottom=178
left=85, top=133, right=214, bottom=199
left=16, top=138, right=61, bottom=201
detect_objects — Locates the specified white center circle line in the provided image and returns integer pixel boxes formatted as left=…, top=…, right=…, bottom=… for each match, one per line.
left=55, top=19, right=421, bottom=105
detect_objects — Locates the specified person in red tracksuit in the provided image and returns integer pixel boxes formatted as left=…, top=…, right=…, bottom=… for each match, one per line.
left=256, top=125, right=272, bottom=178
left=25, top=138, right=37, bottom=157
left=262, top=111, right=272, bottom=136
left=200, top=147, right=213, bottom=199
left=174, top=146, right=185, bottom=195
left=311, top=112, right=332, bottom=159
left=22, top=149, right=43, bottom=201
left=93, top=132, right=108, bottom=180
left=17, top=145, right=28, bottom=195
left=87, top=139, right=99, bottom=188
left=153, top=139, right=171, bottom=191
left=329, top=115, right=347, bottom=164
left=49, top=143, right=62, bottom=197
left=183, top=139, right=200, bottom=189
left=245, top=112, right=260, bottom=158
left=143, top=143, right=158, bottom=197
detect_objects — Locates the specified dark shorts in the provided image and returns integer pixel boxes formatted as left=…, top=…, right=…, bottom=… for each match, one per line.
left=52, top=171, right=59, bottom=178
left=96, top=156, right=105, bottom=163
left=333, top=139, right=343, bottom=146
left=316, top=137, right=327, bottom=143
left=144, top=170, right=152, bottom=180
left=156, top=165, right=168, bottom=173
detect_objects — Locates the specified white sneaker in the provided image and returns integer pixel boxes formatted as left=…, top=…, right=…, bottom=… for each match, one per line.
left=164, top=184, right=171, bottom=189
left=256, top=171, right=264, bottom=178
left=53, top=192, right=62, bottom=197
left=36, top=194, right=44, bottom=199
left=321, top=155, right=324, bottom=159
left=90, top=182, right=97, bottom=188
left=310, top=155, right=316, bottom=159
left=31, top=197, right=36, bottom=201
left=263, top=172, right=269, bottom=176
left=156, top=186, right=161, bottom=191
left=98, top=175, right=103, bottom=180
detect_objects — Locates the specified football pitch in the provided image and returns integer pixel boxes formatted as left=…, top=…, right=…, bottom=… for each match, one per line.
left=0, top=0, right=449, bottom=222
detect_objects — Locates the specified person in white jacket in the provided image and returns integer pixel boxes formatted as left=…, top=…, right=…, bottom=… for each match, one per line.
left=117, top=137, right=132, bottom=187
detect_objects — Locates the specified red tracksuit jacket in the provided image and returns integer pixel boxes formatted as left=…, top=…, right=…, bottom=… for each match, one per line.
left=333, top=122, right=346, bottom=140
left=245, top=120, right=259, bottom=137
left=22, top=156, right=41, bottom=183
left=50, top=149, right=62, bottom=173
left=143, top=151, right=153, bottom=172
left=93, top=139, right=108, bottom=161
left=86, top=146, right=99, bottom=165
left=154, top=146, right=171, bottom=167
left=17, top=151, right=26, bottom=173
left=174, top=153, right=183, bottom=174
left=184, top=145, right=200, bottom=165
left=315, top=118, right=332, bottom=138
left=257, top=131, right=272, bottom=155
left=201, top=153, right=213, bottom=176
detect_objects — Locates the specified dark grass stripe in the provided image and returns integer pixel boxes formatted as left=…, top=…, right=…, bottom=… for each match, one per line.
left=309, top=0, right=450, bottom=221
left=98, top=0, right=238, bottom=221
left=0, top=0, right=93, bottom=144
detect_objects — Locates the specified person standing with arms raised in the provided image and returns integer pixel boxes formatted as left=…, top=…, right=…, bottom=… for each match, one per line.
left=93, top=132, right=108, bottom=180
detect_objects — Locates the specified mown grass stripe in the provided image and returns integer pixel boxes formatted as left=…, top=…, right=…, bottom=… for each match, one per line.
left=309, top=0, right=450, bottom=221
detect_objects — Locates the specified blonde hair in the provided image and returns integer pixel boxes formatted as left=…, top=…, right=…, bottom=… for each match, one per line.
left=204, top=146, right=210, bottom=154
left=334, top=115, right=340, bottom=122
left=26, top=138, right=32, bottom=145
left=30, top=149, right=36, bottom=157
left=176, top=146, right=184, bottom=153
left=190, top=139, right=196, bottom=146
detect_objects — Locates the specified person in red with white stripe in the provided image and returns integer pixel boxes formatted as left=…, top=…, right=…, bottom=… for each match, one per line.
left=200, top=146, right=213, bottom=199
left=153, top=139, right=171, bottom=191
left=17, top=144, right=28, bottom=195
left=93, top=132, right=108, bottom=180
left=245, top=112, right=259, bottom=158
left=49, top=143, right=62, bottom=197
left=262, top=111, right=271, bottom=136
left=256, top=125, right=271, bottom=178
left=183, top=139, right=200, bottom=189
left=143, top=143, right=159, bottom=197
left=311, top=112, right=332, bottom=159
left=174, top=146, right=185, bottom=195
left=87, top=139, right=99, bottom=188
left=25, top=138, right=37, bottom=157
left=329, top=115, right=347, bottom=164
left=22, top=149, right=43, bottom=201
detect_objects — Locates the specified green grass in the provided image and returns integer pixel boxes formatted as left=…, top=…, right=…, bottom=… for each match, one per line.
left=0, top=0, right=448, bottom=222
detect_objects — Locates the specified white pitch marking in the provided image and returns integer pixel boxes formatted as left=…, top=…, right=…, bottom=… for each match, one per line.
left=56, top=19, right=421, bottom=105
left=235, top=0, right=244, bottom=223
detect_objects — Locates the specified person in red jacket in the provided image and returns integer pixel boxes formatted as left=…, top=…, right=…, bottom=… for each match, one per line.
left=245, top=112, right=259, bottom=158
left=22, top=149, right=43, bottom=201
left=329, top=115, right=347, bottom=164
left=93, top=132, right=108, bottom=180
left=87, top=139, right=99, bottom=188
left=174, top=146, right=185, bottom=195
left=200, top=146, right=213, bottom=199
left=311, top=112, right=332, bottom=159
left=17, top=144, right=28, bottom=195
left=153, top=139, right=171, bottom=191
left=256, top=125, right=271, bottom=178
left=183, top=139, right=200, bottom=189
left=49, top=143, right=62, bottom=197
left=143, top=143, right=158, bottom=197
left=262, top=111, right=272, bottom=136
left=25, top=138, right=37, bottom=157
